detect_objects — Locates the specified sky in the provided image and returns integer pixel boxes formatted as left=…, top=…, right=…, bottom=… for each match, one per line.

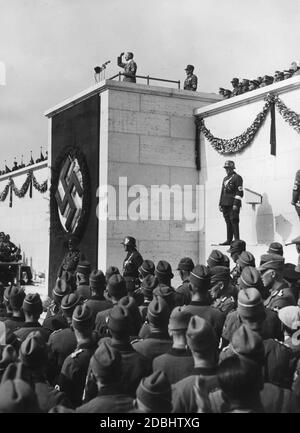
left=0, top=0, right=300, bottom=166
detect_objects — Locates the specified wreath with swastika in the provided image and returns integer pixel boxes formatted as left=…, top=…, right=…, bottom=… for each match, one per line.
left=50, top=146, right=91, bottom=242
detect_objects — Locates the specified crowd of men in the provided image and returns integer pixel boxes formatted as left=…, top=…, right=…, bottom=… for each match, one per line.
left=219, top=61, right=300, bottom=99
left=0, top=151, right=48, bottom=177
left=0, top=234, right=300, bottom=413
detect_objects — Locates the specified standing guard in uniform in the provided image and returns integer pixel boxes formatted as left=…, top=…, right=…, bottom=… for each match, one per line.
left=176, top=257, right=194, bottom=306
left=183, top=65, right=198, bottom=91
left=292, top=169, right=300, bottom=220
left=219, top=160, right=244, bottom=245
left=117, top=52, right=137, bottom=83
left=121, top=236, right=143, bottom=294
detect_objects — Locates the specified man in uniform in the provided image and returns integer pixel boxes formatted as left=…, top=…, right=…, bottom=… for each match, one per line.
left=57, top=235, right=81, bottom=278
left=183, top=65, right=198, bottom=91
left=258, top=254, right=296, bottom=311
left=84, top=269, right=112, bottom=321
left=75, top=260, right=91, bottom=300
left=183, top=264, right=225, bottom=339
left=210, top=266, right=236, bottom=316
left=291, top=169, right=300, bottom=220
left=230, top=78, right=240, bottom=96
left=121, top=236, right=143, bottom=293
left=117, top=52, right=137, bottom=83
left=135, top=371, right=172, bottom=413
left=58, top=304, right=98, bottom=407
left=219, top=160, right=244, bottom=245
left=176, top=257, right=194, bottom=305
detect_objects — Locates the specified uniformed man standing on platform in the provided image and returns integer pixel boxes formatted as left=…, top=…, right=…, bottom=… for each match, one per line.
left=117, top=52, right=137, bottom=83
left=183, top=65, right=198, bottom=91
left=121, top=236, right=143, bottom=294
left=292, top=169, right=300, bottom=220
left=219, top=160, right=243, bottom=245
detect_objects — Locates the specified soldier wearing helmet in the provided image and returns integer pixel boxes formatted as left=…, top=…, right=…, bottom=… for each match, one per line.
left=121, top=236, right=143, bottom=294
left=219, top=161, right=244, bottom=246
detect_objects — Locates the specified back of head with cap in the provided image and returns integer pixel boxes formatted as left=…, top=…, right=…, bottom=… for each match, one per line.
left=136, top=370, right=172, bottom=413
left=237, top=251, right=256, bottom=270
left=237, top=288, right=265, bottom=321
left=268, top=242, right=283, bottom=256
left=105, top=266, right=120, bottom=282
left=186, top=316, right=218, bottom=354
left=189, top=265, right=211, bottom=293
left=141, top=274, right=158, bottom=300
left=168, top=306, right=192, bottom=333
left=89, top=269, right=106, bottom=294
left=230, top=324, right=265, bottom=366
left=177, top=257, right=194, bottom=272
left=53, top=277, right=72, bottom=305
left=139, top=260, right=155, bottom=279
left=72, top=303, right=94, bottom=333
left=107, top=274, right=127, bottom=300
left=152, top=285, right=176, bottom=311
left=60, top=293, right=81, bottom=319
left=258, top=253, right=284, bottom=274
left=155, top=261, right=174, bottom=284
left=210, top=266, right=230, bottom=288
left=9, top=286, right=26, bottom=311
left=22, top=293, right=43, bottom=317
left=108, top=304, right=132, bottom=336
left=238, top=267, right=264, bottom=293
left=118, top=296, right=142, bottom=335
left=20, top=331, right=48, bottom=369
left=90, top=341, right=122, bottom=384
left=207, top=250, right=226, bottom=269
left=147, top=296, right=170, bottom=330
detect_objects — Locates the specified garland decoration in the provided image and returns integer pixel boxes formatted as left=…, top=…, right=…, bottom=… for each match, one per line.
left=196, top=94, right=274, bottom=155
left=196, top=92, right=300, bottom=159
left=0, top=170, right=48, bottom=205
left=273, top=94, right=300, bottom=134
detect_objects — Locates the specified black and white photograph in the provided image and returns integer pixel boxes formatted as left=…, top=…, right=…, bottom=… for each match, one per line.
left=0, top=0, right=300, bottom=417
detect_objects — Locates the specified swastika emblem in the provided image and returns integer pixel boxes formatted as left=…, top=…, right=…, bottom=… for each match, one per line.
left=55, top=156, right=83, bottom=233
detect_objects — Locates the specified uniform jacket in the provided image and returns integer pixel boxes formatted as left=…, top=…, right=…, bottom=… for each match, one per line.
left=58, top=341, right=97, bottom=407
left=14, top=321, right=51, bottom=343
left=47, top=327, right=77, bottom=383
left=31, top=372, right=72, bottom=412
left=131, top=332, right=172, bottom=362
left=209, top=384, right=300, bottom=413
left=292, top=170, right=300, bottom=206
left=219, top=171, right=243, bottom=208
left=172, top=367, right=218, bottom=413
left=176, top=280, right=192, bottom=305
left=153, top=348, right=194, bottom=384
left=117, top=57, right=137, bottom=83
left=77, top=386, right=134, bottom=413
left=212, top=295, right=236, bottom=316
left=184, top=74, right=198, bottom=91
left=264, top=284, right=296, bottom=311
left=183, top=301, right=226, bottom=339
left=123, top=249, right=143, bottom=278
left=84, top=296, right=113, bottom=322
left=222, top=308, right=283, bottom=344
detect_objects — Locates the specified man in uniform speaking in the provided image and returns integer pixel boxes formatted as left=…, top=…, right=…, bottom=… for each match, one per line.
left=219, top=160, right=243, bottom=245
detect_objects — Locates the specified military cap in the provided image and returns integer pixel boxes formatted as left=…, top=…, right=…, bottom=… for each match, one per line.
left=76, top=260, right=91, bottom=276
left=153, top=285, right=175, bottom=310
left=9, top=286, right=26, bottom=310
left=61, top=293, right=81, bottom=316
left=185, top=64, right=194, bottom=71
left=147, top=296, right=170, bottom=327
left=210, top=266, right=230, bottom=284
left=231, top=78, right=239, bottom=83
left=285, top=236, right=300, bottom=246
left=105, top=266, right=120, bottom=281
left=72, top=304, right=94, bottom=331
left=267, top=242, right=283, bottom=256
left=107, top=274, right=127, bottom=298
left=177, top=257, right=194, bottom=272
left=53, top=277, right=72, bottom=301
left=139, top=260, right=155, bottom=278
left=283, top=263, right=300, bottom=282
left=190, top=265, right=210, bottom=288
left=223, top=160, right=235, bottom=169
left=278, top=306, right=300, bottom=330
left=237, top=288, right=266, bottom=320
left=187, top=316, right=218, bottom=352
left=227, top=239, right=246, bottom=255
left=141, top=274, right=158, bottom=298
left=89, top=269, right=106, bottom=288
left=227, top=324, right=265, bottom=366
left=121, top=236, right=136, bottom=247
left=258, top=254, right=285, bottom=273
left=136, top=371, right=172, bottom=413
left=108, top=305, right=131, bottom=333
left=90, top=341, right=122, bottom=381
left=118, top=295, right=142, bottom=331
left=0, top=345, right=18, bottom=374
left=207, top=250, right=225, bottom=268
left=238, top=266, right=263, bottom=290
left=60, top=271, right=77, bottom=291
left=168, top=306, right=192, bottom=331
left=20, top=331, right=48, bottom=368
left=22, top=293, right=43, bottom=315
left=237, top=251, right=256, bottom=269
left=3, top=286, right=13, bottom=303
left=155, top=261, right=174, bottom=279
left=0, top=379, right=40, bottom=413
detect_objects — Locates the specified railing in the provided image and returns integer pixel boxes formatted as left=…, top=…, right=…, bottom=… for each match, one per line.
left=108, top=72, right=181, bottom=90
